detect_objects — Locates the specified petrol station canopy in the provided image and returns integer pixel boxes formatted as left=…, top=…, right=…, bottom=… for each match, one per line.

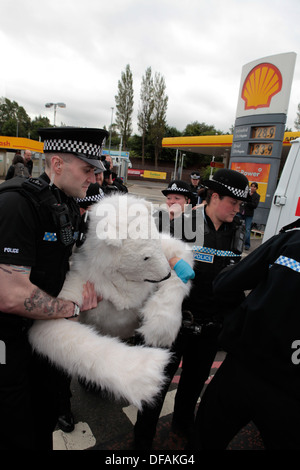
left=162, top=131, right=300, bottom=160
left=1, top=131, right=300, bottom=163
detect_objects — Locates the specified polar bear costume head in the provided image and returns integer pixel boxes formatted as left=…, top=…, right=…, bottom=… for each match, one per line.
left=68, top=194, right=172, bottom=310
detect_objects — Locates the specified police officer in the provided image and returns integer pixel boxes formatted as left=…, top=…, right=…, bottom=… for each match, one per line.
left=134, top=169, right=249, bottom=450
left=0, top=127, right=106, bottom=450
left=191, top=217, right=300, bottom=450
left=189, top=171, right=206, bottom=205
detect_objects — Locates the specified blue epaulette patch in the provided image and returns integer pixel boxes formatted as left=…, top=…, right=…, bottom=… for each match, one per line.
left=43, top=232, right=57, bottom=242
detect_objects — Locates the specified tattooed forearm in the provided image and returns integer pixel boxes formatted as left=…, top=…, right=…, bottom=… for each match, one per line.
left=0, top=265, right=30, bottom=275
left=24, top=288, right=72, bottom=318
left=0, top=265, right=13, bottom=274
left=11, top=265, right=31, bottom=274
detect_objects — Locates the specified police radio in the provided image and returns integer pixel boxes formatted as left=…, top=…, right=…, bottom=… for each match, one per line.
left=51, top=203, right=74, bottom=246
left=232, top=216, right=246, bottom=254
left=46, top=185, right=74, bottom=246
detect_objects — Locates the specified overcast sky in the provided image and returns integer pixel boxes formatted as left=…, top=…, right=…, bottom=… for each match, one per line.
left=1, top=0, right=300, bottom=136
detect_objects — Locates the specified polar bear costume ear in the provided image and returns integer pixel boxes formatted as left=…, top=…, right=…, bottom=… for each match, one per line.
left=93, top=195, right=155, bottom=246
left=93, top=199, right=124, bottom=247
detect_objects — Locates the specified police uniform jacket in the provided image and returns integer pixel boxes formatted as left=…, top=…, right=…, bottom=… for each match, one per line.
left=181, top=208, right=241, bottom=324
left=243, top=191, right=260, bottom=217
left=214, top=224, right=300, bottom=400
left=0, top=173, right=81, bottom=449
left=0, top=173, right=81, bottom=303
left=155, top=207, right=241, bottom=325
left=188, top=182, right=205, bottom=205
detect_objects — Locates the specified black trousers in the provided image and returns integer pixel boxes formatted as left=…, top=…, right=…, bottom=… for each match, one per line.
left=0, top=318, right=36, bottom=449
left=0, top=316, right=65, bottom=450
left=191, top=354, right=300, bottom=450
left=134, top=324, right=221, bottom=444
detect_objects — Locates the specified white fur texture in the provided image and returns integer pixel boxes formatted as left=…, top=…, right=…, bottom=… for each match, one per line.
left=28, top=319, right=171, bottom=410
left=28, top=194, right=193, bottom=407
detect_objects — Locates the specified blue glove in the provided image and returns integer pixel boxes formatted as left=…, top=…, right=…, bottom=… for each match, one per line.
left=173, top=259, right=195, bottom=284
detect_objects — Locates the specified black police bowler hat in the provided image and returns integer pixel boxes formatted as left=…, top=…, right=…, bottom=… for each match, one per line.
left=190, top=171, right=200, bottom=179
left=38, top=127, right=108, bottom=171
left=205, top=169, right=249, bottom=201
left=76, top=183, right=104, bottom=209
left=162, top=180, right=194, bottom=200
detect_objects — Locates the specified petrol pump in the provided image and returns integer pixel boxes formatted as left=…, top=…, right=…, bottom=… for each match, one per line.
left=229, top=52, right=296, bottom=228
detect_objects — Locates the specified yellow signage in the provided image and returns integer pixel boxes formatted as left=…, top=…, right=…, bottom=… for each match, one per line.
left=0, top=136, right=43, bottom=153
left=236, top=52, right=296, bottom=118
left=231, top=161, right=271, bottom=202
left=241, top=63, right=282, bottom=111
left=142, top=170, right=167, bottom=180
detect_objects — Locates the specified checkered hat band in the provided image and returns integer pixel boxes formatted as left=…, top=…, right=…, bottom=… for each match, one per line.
left=192, top=246, right=240, bottom=258
left=168, top=183, right=189, bottom=193
left=274, top=255, right=300, bottom=273
left=212, top=179, right=249, bottom=199
left=44, top=138, right=103, bottom=157
left=76, top=193, right=104, bottom=204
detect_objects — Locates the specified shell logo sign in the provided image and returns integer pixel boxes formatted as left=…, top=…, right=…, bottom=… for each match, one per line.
left=241, top=63, right=282, bottom=110
left=235, top=52, right=296, bottom=118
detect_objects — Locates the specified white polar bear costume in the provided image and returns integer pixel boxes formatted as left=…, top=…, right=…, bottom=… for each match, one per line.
left=28, top=194, right=193, bottom=409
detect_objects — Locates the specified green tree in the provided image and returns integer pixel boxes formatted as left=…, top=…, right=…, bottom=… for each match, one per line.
left=150, top=72, right=168, bottom=168
left=0, top=97, right=31, bottom=137
left=127, top=133, right=143, bottom=159
left=115, top=64, right=134, bottom=150
left=294, top=103, right=300, bottom=130
left=30, top=115, right=52, bottom=141
left=183, top=121, right=222, bottom=136
left=137, top=67, right=154, bottom=165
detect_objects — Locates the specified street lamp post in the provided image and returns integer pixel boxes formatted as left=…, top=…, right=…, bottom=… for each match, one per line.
left=45, top=102, right=66, bottom=126
left=109, top=107, right=114, bottom=155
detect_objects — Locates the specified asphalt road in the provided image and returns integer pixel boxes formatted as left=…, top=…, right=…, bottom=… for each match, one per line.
left=127, top=179, right=167, bottom=204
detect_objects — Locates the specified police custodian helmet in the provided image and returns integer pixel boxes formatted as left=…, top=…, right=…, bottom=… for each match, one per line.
left=38, top=127, right=108, bottom=172
left=161, top=180, right=194, bottom=200
left=205, top=169, right=249, bottom=201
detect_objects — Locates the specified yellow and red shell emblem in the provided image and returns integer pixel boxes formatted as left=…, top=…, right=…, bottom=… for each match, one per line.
left=241, top=63, right=282, bottom=110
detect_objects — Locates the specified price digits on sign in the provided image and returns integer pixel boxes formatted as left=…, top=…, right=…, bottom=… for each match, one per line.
left=250, top=143, right=273, bottom=156
left=251, top=126, right=276, bottom=139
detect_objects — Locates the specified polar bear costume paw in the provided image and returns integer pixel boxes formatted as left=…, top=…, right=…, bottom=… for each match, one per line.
left=28, top=319, right=171, bottom=409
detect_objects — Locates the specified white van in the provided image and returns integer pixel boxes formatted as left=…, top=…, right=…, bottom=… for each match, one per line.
left=263, top=138, right=300, bottom=242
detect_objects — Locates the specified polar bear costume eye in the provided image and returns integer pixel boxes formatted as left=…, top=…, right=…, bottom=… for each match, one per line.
left=144, top=256, right=150, bottom=261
